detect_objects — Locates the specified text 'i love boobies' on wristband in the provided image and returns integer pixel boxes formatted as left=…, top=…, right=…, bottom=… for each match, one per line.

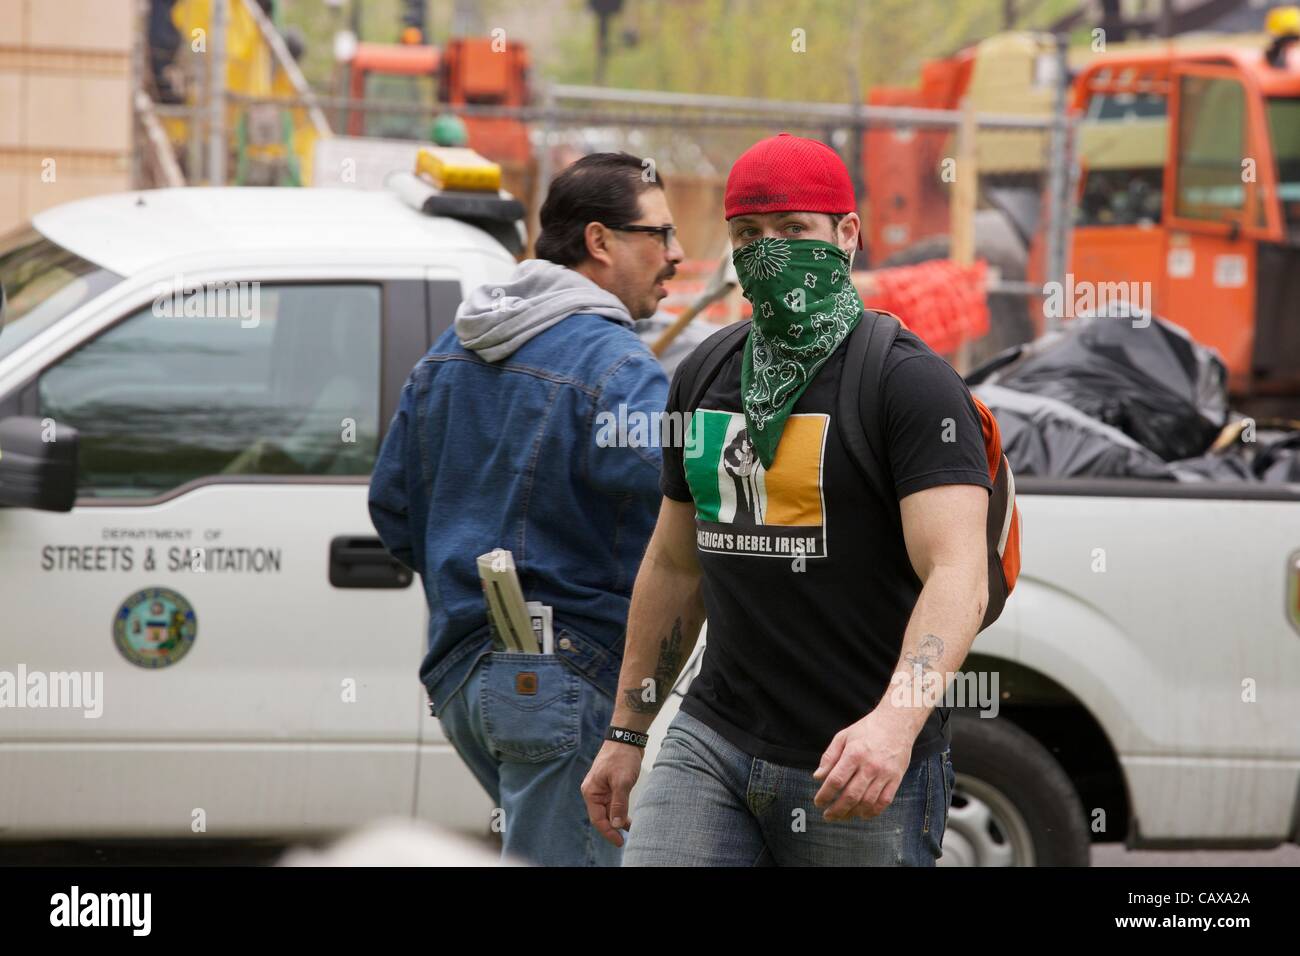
left=606, top=726, right=649, bottom=748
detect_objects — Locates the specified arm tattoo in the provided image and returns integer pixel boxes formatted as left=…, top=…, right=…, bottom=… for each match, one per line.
left=904, top=633, right=945, bottom=678
left=622, top=618, right=685, bottom=714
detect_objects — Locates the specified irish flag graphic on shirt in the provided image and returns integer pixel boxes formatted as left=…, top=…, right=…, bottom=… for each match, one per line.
left=684, top=409, right=829, bottom=558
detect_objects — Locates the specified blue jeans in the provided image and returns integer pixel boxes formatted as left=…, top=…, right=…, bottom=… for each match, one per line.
left=436, top=651, right=621, bottom=867
left=623, top=709, right=954, bottom=866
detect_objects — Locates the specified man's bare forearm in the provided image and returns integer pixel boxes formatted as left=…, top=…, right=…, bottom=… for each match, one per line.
left=876, top=562, right=985, bottom=739
left=612, top=545, right=705, bottom=732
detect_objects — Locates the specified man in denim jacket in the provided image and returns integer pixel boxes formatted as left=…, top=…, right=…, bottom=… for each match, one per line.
left=369, top=152, right=683, bottom=866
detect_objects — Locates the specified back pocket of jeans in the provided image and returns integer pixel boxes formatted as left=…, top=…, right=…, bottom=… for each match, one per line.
left=480, top=653, right=581, bottom=762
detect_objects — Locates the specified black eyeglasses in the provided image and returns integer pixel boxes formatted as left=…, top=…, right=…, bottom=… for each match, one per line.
left=606, top=223, right=677, bottom=249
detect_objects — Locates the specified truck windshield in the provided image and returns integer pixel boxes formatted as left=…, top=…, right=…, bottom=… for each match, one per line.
left=0, top=228, right=120, bottom=364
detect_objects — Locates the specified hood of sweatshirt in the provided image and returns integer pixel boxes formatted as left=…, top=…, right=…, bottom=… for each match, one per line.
left=454, top=258, right=633, bottom=363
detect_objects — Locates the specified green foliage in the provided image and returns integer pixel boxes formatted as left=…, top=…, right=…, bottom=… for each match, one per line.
left=278, top=0, right=1086, bottom=101
left=278, top=0, right=435, bottom=89
left=545, top=0, right=1085, bottom=99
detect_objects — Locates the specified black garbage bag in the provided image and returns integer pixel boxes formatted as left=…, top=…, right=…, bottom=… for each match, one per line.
left=983, top=311, right=1228, bottom=461
left=1254, top=432, right=1300, bottom=484
left=975, top=384, right=1174, bottom=479
left=1168, top=421, right=1300, bottom=484
left=1168, top=453, right=1256, bottom=483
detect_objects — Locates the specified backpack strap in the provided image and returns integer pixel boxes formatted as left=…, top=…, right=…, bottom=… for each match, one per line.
left=843, top=310, right=1021, bottom=633
left=838, top=310, right=903, bottom=514
left=675, top=319, right=753, bottom=414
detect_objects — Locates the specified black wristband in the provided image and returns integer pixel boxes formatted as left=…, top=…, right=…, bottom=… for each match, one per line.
left=606, top=725, right=649, bottom=748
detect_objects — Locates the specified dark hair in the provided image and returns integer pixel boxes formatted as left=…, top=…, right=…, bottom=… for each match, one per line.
left=535, top=152, right=666, bottom=266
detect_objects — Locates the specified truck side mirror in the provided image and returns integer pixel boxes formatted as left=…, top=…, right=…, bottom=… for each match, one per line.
left=0, top=415, right=80, bottom=512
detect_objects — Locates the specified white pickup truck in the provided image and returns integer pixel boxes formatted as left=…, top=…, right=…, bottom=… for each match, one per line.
left=652, top=466, right=1300, bottom=867
left=2, top=186, right=1297, bottom=865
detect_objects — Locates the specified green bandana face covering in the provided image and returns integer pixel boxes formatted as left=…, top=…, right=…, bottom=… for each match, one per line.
left=734, top=237, right=863, bottom=468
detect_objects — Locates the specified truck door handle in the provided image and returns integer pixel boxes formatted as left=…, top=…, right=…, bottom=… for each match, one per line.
left=329, top=536, right=414, bottom=589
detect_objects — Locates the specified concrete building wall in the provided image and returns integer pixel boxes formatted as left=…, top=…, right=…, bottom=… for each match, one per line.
left=0, top=0, right=134, bottom=235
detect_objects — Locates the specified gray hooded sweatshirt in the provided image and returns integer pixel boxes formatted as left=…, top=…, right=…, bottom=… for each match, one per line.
left=454, top=258, right=633, bottom=363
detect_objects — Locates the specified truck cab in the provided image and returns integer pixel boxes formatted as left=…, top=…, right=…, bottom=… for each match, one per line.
left=0, top=185, right=514, bottom=839
left=1067, top=33, right=1300, bottom=403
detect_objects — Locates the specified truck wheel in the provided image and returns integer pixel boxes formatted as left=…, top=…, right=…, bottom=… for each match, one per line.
left=878, top=211, right=1034, bottom=367
left=939, top=713, right=1091, bottom=867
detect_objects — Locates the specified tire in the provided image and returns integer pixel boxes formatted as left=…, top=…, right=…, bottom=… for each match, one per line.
left=940, top=712, right=1091, bottom=867
left=879, top=210, right=1035, bottom=368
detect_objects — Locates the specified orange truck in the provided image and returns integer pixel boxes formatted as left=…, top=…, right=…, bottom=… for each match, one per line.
left=338, top=35, right=531, bottom=166
left=865, top=13, right=1300, bottom=404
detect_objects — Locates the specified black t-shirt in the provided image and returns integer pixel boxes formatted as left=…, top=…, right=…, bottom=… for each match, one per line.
left=661, top=326, right=993, bottom=769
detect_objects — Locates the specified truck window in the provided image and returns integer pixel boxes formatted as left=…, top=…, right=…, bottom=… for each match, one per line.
left=1076, top=89, right=1167, bottom=227
left=1084, top=90, right=1167, bottom=122
left=363, top=73, right=435, bottom=140
left=1077, top=168, right=1164, bottom=227
left=1267, top=97, right=1300, bottom=232
left=38, top=283, right=382, bottom=498
left=1174, top=75, right=1248, bottom=220
left=0, top=229, right=121, bottom=363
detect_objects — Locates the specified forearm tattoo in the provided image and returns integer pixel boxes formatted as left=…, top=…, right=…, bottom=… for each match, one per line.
left=622, top=618, right=684, bottom=714
left=904, top=633, right=945, bottom=679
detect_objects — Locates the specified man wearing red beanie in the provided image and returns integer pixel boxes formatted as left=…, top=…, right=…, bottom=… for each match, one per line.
left=582, top=133, right=993, bottom=865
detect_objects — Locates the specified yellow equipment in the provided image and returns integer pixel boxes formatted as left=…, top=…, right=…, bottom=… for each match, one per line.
left=414, top=146, right=502, bottom=192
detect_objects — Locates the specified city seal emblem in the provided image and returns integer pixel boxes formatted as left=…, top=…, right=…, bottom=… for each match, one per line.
left=113, top=587, right=198, bottom=669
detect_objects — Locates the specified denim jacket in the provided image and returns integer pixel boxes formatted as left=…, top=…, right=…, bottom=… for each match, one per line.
left=368, top=312, right=667, bottom=715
